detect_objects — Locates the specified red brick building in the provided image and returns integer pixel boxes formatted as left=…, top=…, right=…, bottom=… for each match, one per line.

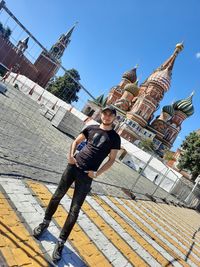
left=0, top=24, right=76, bottom=87
left=82, top=43, right=195, bottom=157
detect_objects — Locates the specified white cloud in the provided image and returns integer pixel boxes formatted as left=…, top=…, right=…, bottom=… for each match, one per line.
left=196, top=52, right=200, bottom=59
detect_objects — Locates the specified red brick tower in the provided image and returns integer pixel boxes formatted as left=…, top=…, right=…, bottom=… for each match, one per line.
left=16, top=37, right=29, bottom=53
left=34, top=23, right=77, bottom=87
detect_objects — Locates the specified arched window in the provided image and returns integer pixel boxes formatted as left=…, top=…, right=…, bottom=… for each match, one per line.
left=88, top=109, right=95, bottom=117
left=84, top=106, right=91, bottom=116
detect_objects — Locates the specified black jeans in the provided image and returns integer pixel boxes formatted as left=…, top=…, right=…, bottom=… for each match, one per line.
left=44, top=163, right=92, bottom=241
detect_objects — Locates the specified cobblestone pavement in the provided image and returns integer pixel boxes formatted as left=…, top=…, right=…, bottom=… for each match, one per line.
left=0, top=177, right=200, bottom=266
left=1, top=85, right=200, bottom=266
left=0, top=84, right=180, bottom=201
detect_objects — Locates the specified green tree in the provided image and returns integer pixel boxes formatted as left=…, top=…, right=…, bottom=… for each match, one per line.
left=163, top=150, right=174, bottom=161
left=138, top=139, right=155, bottom=153
left=47, top=69, right=81, bottom=104
left=0, top=22, right=3, bottom=34
left=0, top=22, right=12, bottom=39
left=3, top=27, right=12, bottom=39
left=177, top=132, right=200, bottom=181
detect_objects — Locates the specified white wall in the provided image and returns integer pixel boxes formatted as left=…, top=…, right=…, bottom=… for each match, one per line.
left=120, top=137, right=182, bottom=192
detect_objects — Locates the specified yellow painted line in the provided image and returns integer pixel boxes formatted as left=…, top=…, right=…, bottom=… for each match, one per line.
left=148, top=203, right=195, bottom=235
left=164, top=204, right=200, bottom=229
left=142, top=201, right=200, bottom=254
left=27, top=181, right=112, bottom=267
left=161, top=204, right=200, bottom=247
left=148, top=201, right=197, bottom=235
left=120, top=198, right=200, bottom=267
left=0, top=192, right=49, bottom=267
left=67, top=188, right=149, bottom=267
left=143, top=201, right=192, bottom=236
left=93, top=195, right=172, bottom=266
left=108, top=196, right=190, bottom=267
left=144, top=201, right=200, bottom=249
left=158, top=203, right=200, bottom=236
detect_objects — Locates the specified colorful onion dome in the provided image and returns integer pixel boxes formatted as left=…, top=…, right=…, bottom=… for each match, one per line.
left=124, top=81, right=139, bottom=96
left=122, top=67, right=137, bottom=83
left=162, top=105, right=174, bottom=116
left=173, top=93, right=194, bottom=117
left=147, top=68, right=171, bottom=91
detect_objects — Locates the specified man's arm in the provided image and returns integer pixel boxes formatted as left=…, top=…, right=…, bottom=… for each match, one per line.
left=88, top=149, right=118, bottom=178
left=68, top=133, right=86, bottom=165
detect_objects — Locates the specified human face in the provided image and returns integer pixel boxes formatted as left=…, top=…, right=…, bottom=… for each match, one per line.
left=101, top=110, right=116, bottom=126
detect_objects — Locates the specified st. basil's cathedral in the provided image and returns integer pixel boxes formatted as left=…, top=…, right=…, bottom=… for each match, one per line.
left=82, top=43, right=195, bottom=157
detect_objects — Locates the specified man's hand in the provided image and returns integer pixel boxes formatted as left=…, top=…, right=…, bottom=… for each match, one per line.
left=87, top=171, right=98, bottom=179
left=68, top=133, right=86, bottom=166
left=68, top=156, right=77, bottom=165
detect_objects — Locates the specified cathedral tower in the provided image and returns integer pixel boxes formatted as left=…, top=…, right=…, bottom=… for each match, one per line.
left=163, top=93, right=194, bottom=148
left=127, top=43, right=184, bottom=127
left=107, top=67, right=137, bottom=105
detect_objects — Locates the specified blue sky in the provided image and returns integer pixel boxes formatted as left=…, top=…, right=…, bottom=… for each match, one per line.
left=2, top=0, right=200, bottom=150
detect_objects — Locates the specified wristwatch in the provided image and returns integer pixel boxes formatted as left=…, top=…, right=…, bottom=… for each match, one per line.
left=93, top=171, right=97, bottom=178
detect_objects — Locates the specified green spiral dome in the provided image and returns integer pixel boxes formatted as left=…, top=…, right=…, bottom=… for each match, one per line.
left=162, top=105, right=174, bottom=116
left=173, top=94, right=194, bottom=117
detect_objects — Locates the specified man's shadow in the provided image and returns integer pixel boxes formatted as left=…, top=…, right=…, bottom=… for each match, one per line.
left=39, top=230, right=86, bottom=267
left=184, top=227, right=200, bottom=262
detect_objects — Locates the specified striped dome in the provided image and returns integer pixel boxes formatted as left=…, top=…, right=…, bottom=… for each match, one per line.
left=122, top=68, right=137, bottom=83
left=147, top=68, right=171, bottom=91
left=162, top=105, right=174, bottom=116
left=173, top=94, right=194, bottom=117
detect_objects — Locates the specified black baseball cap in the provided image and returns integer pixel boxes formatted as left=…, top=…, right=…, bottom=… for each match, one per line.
left=101, top=106, right=117, bottom=116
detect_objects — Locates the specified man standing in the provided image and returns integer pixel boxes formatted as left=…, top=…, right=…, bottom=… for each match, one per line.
left=33, top=106, right=121, bottom=262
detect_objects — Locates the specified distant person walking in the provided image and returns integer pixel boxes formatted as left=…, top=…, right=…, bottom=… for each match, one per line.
left=33, top=106, right=121, bottom=262
left=153, top=174, right=159, bottom=184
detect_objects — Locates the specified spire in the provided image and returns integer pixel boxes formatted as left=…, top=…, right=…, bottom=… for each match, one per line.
left=49, top=22, right=78, bottom=61
left=64, top=22, right=78, bottom=41
left=93, top=94, right=106, bottom=107
left=156, top=42, right=184, bottom=74
left=147, top=43, right=184, bottom=91
left=21, top=37, right=29, bottom=46
left=17, top=36, right=29, bottom=53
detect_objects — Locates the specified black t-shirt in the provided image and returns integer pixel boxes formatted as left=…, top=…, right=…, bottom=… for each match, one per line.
left=75, top=125, right=121, bottom=171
